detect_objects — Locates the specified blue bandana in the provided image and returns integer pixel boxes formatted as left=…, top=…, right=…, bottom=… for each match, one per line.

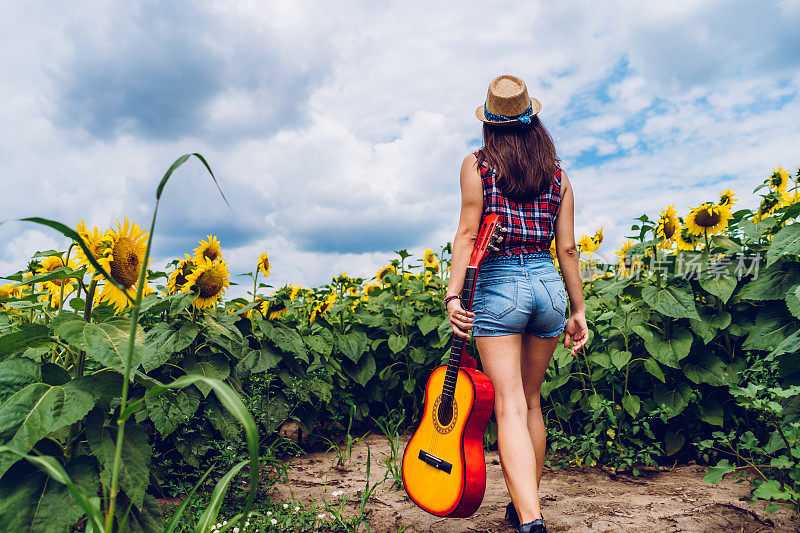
left=483, top=102, right=533, bottom=124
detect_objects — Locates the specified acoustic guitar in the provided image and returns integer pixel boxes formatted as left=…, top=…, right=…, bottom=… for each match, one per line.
left=401, top=212, right=505, bottom=517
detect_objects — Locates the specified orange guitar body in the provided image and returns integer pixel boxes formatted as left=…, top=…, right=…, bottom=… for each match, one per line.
left=401, top=212, right=504, bottom=518
left=401, top=365, right=494, bottom=517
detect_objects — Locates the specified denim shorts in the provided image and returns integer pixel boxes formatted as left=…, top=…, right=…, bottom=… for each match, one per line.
left=471, top=251, right=568, bottom=337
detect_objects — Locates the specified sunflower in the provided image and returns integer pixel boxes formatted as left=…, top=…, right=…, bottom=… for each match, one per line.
left=769, top=167, right=791, bottom=195
left=592, top=226, right=604, bottom=248
left=615, top=240, right=643, bottom=278
left=675, top=219, right=702, bottom=251
left=685, top=202, right=732, bottom=236
left=0, top=283, right=21, bottom=311
left=36, top=255, right=78, bottom=307
left=257, top=250, right=271, bottom=278
left=719, top=189, right=737, bottom=207
left=656, top=205, right=678, bottom=249
left=89, top=217, right=152, bottom=313
left=753, top=194, right=784, bottom=222
left=75, top=220, right=115, bottom=268
left=348, top=286, right=360, bottom=297
left=423, top=249, right=440, bottom=273
left=363, top=282, right=380, bottom=297
left=577, top=234, right=597, bottom=253
left=782, top=189, right=800, bottom=207
left=310, top=292, right=337, bottom=323
left=167, top=254, right=195, bottom=294
left=260, top=299, right=287, bottom=320
left=288, top=284, right=302, bottom=301
left=376, top=264, right=397, bottom=284
left=183, top=257, right=230, bottom=309
left=193, top=235, right=223, bottom=264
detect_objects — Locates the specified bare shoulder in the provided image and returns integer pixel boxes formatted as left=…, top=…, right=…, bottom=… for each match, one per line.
left=460, top=153, right=481, bottom=184
left=559, top=167, right=571, bottom=197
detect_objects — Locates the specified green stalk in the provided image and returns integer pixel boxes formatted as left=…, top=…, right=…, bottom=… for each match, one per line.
left=252, top=269, right=258, bottom=303
left=106, top=198, right=161, bottom=529
left=57, top=243, right=76, bottom=315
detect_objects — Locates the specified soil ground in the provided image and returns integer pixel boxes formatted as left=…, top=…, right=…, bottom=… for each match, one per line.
left=270, top=433, right=800, bottom=532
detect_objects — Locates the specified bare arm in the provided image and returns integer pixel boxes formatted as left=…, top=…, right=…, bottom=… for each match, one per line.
left=554, top=170, right=589, bottom=354
left=445, top=154, right=482, bottom=338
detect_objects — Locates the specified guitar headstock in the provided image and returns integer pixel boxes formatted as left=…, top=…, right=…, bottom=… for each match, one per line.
left=468, top=213, right=507, bottom=267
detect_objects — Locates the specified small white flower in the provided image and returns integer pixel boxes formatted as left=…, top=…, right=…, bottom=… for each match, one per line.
left=266, top=511, right=272, bottom=516
left=282, top=503, right=288, bottom=509
left=331, top=490, right=344, bottom=497
left=222, top=521, right=227, bottom=526
left=317, top=513, right=326, bottom=519
left=233, top=528, right=239, bottom=533
left=270, top=518, right=277, bottom=525
left=293, top=506, right=300, bottom=512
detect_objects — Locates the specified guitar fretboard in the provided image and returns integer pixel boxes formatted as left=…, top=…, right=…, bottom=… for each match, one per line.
left=442, top=266, right=477, bottom=402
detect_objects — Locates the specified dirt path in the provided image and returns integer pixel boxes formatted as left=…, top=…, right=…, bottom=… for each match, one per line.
left=270, top=433, right=799, bottom=532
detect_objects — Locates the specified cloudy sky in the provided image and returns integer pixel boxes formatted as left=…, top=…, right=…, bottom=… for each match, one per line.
left=1, top=0, right=799, bottom=299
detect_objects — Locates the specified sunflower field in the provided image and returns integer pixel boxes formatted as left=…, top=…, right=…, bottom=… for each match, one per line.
left=0, top=157, right=799, bottom=531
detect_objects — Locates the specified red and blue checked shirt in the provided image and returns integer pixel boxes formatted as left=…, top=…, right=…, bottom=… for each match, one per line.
left=474, top=151, right=562, bottom=255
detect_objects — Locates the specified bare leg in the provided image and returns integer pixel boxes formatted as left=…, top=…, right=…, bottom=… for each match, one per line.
left=521, top=333, right=559, bottom=489
left=475, top=334, right=542, bottom=523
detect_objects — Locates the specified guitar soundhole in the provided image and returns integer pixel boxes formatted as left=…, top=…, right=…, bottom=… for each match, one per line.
left=432, top=395, right=458, bottom=434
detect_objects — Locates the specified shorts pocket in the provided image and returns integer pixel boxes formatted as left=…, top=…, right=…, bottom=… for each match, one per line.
left=540, top=276, right=567, bottom=314
left=477, top=277, right=518, bottom=319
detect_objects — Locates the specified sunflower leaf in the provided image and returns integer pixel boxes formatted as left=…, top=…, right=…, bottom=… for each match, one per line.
left=766, top=223, right=800, bottom=267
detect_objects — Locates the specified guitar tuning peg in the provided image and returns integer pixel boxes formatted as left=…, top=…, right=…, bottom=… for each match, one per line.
left=488, top=244, right=500, bottom=252
left=497, top=225, right=507, bottom=233
left=496, top=235, right=504, bottom=242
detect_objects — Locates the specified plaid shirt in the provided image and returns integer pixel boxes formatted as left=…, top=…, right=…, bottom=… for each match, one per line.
left=475, top=151, right=562, bottom=255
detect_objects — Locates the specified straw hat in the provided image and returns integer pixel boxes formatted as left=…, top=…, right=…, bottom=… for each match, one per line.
left=475, top=74, right=541, bottom=125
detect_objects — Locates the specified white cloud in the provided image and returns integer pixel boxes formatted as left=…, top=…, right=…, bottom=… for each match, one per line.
left=1, top=0, right=799, bottom=300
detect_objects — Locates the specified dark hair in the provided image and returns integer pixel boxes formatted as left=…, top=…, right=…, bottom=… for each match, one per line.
left=475, top=116, right=561, bottom=202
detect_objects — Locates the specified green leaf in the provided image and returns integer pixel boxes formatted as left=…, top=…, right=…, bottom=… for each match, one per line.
left=703, top=459, right=735, bottom=484
left=342, top=352, right=376, bottom=386
left=654, top=382, right=693, bottom=418
left=418, top=315, right=439, bottom=336
left=258, top=321, right=307, bottom=361
left=193, top=460, right=248, bottom=533
left=609, top=349, right=632, bottom=371
left=387, top=334, right=408, bottom=354
left=768, top=330, right=800, bottom=359
left=145, top=386, right=201, bottom=438
left=0, top=381, right=96, bottom=478
left=699, top=272, right=737, bottom=304
left=743, top=307, right=798, bottom=352
left=303, top=333, right=332, bottom=356
left=184, top=353, right=231, bottom=397
left=699, top=398, right=724, bottom=426
left=766, top=223, right=800, bottom=267
left=753, top=479, right=791, bottom=500
left=664, top=431, right=685, bottom=456
left=142, top=322, right=199, bottom=372
left=0, top=452, right=103, bottom=533
left=207, top=397, right=241, bottom=442
left=335, top=331, right=369, bottom=363
left=622, top=393, right=640, bottom=417
left=409, top=346, right=427, bottom=364
left=684, top=354, right=735, bottom=387
left=689, top=308, right=732, bottom=345
left=643, top=327, right=693, bottom=368
left=0, top=324, right=50, bottom=358
left=643, top=358, right=665, bottom=382
left=786, top=284, right=800, bottom=319
left=641, top=278, right=700, bottom=320
left=737, top=262, right=800, bottom=301
left=86, top=409, right=151, bottom=509
left=238, top=347, right=280, bottom=374
left=0, top=357, right=40, bottom=403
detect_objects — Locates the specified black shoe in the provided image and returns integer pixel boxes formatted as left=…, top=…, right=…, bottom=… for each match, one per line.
left=506, top=501, right=543, bottom=527
left=517, top=519, right=546, bottom=533
left=505, top=501, right=519, bottom=527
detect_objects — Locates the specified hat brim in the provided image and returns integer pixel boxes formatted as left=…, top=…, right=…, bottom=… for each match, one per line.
left=475, top=97, right=542, bottom=125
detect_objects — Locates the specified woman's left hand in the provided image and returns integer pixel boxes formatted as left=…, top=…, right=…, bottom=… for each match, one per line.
left=563, top=311, right=589, bottom=356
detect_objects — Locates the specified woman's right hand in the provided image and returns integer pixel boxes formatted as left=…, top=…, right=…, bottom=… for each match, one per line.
left=447, top=299, right=474, bottom=339
left=563, top=310, right=589, bottom=356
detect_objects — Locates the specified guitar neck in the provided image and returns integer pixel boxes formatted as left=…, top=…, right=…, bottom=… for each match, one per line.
left=442, top=265, right=477, bottom=400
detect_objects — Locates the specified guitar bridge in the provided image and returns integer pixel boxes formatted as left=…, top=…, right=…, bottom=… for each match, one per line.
left=418, top=449, right=452, bottom=474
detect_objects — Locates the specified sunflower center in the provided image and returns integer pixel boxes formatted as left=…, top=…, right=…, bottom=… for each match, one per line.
left=663, top=220, right=677, bottom=239
left=196, top=269, right=224, bottom=298
left=204, top=247, right=219, bottom=261
left=694, top=208, right=721, bottom=228
left=110, top=237, right=140, bottom=288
